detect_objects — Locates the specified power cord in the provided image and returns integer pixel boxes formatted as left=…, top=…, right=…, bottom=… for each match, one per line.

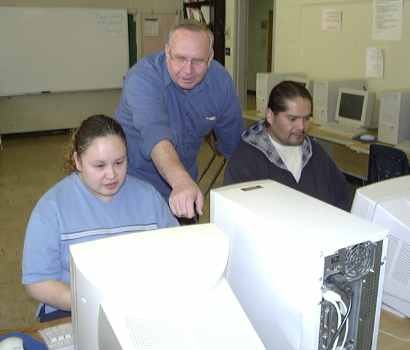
left=322, top=289, right=351, bottom=350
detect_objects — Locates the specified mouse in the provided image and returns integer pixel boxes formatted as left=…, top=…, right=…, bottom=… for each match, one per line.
left=0, top=337, right=24, bottom=350
left=359, top=134, right=376, bottom=142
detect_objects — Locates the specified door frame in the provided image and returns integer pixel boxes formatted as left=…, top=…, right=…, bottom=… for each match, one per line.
left=227, top=0, right=277, bottom=109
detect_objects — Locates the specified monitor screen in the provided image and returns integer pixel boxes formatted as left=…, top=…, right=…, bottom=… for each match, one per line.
left=335, top=88, right=375, bottom=128
left=339, top=92, right=365, bottom=121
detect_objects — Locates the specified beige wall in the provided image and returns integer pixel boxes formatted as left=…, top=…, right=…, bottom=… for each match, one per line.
left=0, top=0, right=181, bottom=134
left=0, top=0, right=180, bottom=12
left=275, top=0, right=410, bottom=93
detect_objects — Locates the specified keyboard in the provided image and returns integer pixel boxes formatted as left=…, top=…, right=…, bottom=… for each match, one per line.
left=38, top=322, right=74, bottom=350
left=318, top=123, right=365, bottom=139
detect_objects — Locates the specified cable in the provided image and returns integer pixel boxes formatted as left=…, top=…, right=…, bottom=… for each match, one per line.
left=336, top=298, right=349, bottom=350
left=330, top=295, right=352, bottom=350
left=322, top=290, right=342, bottom=350
left=322, top=289, right=352, bottom=350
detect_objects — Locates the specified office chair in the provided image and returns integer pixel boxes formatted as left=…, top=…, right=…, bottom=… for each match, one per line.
left=367, top=144, right=410, bottom=184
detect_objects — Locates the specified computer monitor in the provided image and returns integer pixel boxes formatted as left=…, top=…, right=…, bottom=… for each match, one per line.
left=211, top=180, right=388, bottom=350
left=351, top=175, right=410, bottom=317
left=312, top=79, right=366, bottom=125
left=70, top=224, right=265, bottom=350
left=335, top=88, right=376, bottom=129
left=378, top=90, right=410, bottom=145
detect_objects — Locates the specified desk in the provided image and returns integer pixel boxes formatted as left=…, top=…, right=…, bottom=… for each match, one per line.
left=244, top=109, right=410, bottom=181
left=0, top=313, right=409, bottom=349
left=0, top=317, right=70, bottom=342
left=0, top=312, right=409, bottom=349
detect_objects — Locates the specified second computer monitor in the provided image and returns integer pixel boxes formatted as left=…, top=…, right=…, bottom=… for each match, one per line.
left=335, top=88, right=376, bottom=129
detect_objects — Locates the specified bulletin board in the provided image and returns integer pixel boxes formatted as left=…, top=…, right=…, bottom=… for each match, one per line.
left=0, top=7, right=129, bottom=97
left=139, top=13, right=179, bottom=57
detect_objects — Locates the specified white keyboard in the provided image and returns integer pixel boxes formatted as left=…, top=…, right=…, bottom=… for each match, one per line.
left=38, top=322, right=74, bottom=350
left=318, top=123, right=364, bottom=139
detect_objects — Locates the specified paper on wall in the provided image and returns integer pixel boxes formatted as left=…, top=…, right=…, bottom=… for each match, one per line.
left=144, top=17, right=160, bottom=37
left=372, top=0, right=402, bottom=41
left=366, top=47, right=384, bottom=78
left=321, top=9, right=342, bottom=32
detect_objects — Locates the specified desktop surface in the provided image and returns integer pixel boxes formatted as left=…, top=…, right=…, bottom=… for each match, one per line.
left=0, top=310, right=408, bottom=349
left=316, top=121, right=367, bottom=139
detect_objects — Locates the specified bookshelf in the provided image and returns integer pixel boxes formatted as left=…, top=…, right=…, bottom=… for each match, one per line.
left=182, top=0, right=225, bottom=66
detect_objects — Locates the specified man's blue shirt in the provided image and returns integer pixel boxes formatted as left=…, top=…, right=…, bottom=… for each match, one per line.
left=116, top=51, right=243, bottom=198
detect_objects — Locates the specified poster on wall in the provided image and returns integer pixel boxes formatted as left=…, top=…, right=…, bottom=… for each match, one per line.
left=372, top=0, right=402, bottom=41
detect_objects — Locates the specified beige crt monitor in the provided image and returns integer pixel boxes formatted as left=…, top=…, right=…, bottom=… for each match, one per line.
left=351, top=175, right=410, bottom=317
left=70, top=224, right=265, bottom=350
left=312, top=79, right=366, bottom=125
left=211, top=180, right=388, bottom=350
left=335, top=88, right=376, bottom=129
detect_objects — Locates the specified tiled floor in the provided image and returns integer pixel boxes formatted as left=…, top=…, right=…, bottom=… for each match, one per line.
left=0, top=131, right=71, bottom=328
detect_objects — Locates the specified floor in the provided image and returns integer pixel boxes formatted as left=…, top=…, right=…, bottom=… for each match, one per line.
left=0, top=131, right=72, bottom=328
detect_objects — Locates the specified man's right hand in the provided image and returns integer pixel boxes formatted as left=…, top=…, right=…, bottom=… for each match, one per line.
left=151, top=140, right=204, bottom=219
left=169, top=177, right=204, bottom=219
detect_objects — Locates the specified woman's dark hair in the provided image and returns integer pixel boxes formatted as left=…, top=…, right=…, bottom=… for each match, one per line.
left=64, top=114, right=127, bottom=173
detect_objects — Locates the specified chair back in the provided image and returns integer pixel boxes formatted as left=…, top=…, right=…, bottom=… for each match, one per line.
left=367, top=144, right=410, bottom=184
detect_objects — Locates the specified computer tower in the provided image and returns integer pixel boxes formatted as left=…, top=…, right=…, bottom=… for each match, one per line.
left=312, top=79, right=366, bottom=125
left=378, top=90, right=410, bottom=145
left=211, top=180, right=388, bottom=350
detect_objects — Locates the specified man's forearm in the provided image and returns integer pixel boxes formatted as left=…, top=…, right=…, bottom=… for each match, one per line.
left=151, top=139, right=193, bottom=188
left=151, top=139, right=203, bottom=217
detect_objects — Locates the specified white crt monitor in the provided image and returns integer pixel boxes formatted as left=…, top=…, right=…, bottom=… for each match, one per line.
left=211, top=180, right=388, bottom=350
left=335, top=88, right=376, bottom=129
left=312, top=79, right=366, bottom=125
left=351, top=175, right=410, bottom=317
left=70, top=224, right=265, bottom=350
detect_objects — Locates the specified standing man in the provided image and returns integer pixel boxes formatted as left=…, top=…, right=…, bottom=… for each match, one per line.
left=116, top=20, right=243, bottom=220
left=224, top=81, right=350, bottom=211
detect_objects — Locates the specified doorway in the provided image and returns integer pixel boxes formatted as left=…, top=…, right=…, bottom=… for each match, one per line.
left=226, top=0, right=276, bottom=109
left=247, top=0, right=275, bottom=109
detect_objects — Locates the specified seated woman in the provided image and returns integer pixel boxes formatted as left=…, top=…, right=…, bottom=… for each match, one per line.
left=22, top=114, right=178, bottom=322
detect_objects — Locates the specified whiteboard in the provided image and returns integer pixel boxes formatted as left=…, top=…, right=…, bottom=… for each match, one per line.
left=0, top=7, right=129, bottom=96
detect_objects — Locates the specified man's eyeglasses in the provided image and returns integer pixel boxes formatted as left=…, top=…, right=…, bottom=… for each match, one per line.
left=168, top=51, right=208, bottom=68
